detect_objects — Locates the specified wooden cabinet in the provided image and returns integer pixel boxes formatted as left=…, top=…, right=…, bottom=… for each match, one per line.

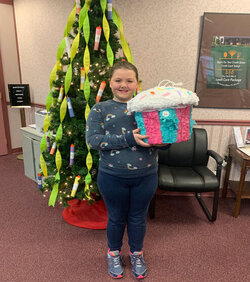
left=20, top=126, right=43, bottom=182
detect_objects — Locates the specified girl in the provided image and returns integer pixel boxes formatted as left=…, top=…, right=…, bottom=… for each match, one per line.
left=86, top=61, right=169, bottom=279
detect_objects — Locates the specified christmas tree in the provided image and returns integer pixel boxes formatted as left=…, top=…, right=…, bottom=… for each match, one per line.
left=39, top=0, right=133, bottom=207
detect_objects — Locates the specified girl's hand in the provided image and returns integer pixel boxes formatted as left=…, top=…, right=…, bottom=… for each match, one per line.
left=133, top=128, right=151, bottom=147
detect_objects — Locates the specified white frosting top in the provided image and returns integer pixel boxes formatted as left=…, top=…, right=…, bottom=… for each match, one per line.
left=127, top=86, right=199, bottom=112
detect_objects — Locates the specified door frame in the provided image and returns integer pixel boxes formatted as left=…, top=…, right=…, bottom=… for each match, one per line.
left=0, top=50, right=12, bottom=154
left=0, top=0, right=23, bottom=154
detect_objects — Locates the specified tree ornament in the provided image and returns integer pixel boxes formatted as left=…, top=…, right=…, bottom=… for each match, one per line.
left=50, top=142, right=57, bottom=155
left=80, top=67, right=85, bottom=90
left=46, top=136, right=51, bottom=152
left=69, top=144, right=75, bottom=166
left=65, top=37, right=71, bottom=58
left=66, top=96, right=75, bottom=117
left=96, top=81, right=106, bottom=103
left=71, top=175, right=81, bottom=197
left=37, top=173, right=42, bottom=189
left=107, top=0, right=112, bottom=20
left=76, top=0, right=81, bottom=14
left=58, top=85, right=64, bottom=103
left=94, top=26, right=102, bottom=51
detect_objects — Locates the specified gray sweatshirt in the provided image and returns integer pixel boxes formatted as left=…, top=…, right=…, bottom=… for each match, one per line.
left=86, top=99, right=163, bottom=178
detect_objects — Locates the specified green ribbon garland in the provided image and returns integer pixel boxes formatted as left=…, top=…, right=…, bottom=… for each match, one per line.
left=100, top=0, right=114, bottom=66
left=40, top=3, right=77, bottom=185
left=82, top=1, right=93, bottom=200
left=40, top=135, right=47, bottom=152
left=46, top=3, right=78, bottom=206
left=48, top=93, right=68, bottom=206
left=49, top=4, right=79, bottom=206
left=64, top=64, right=72, bottom=95
left=64, top=3, right=77, bottom=37
left=48, top=172, right=60, bottom=207
left=112, top=7, right=133, bottom=64
left=79, top=5, right=87, bottom=29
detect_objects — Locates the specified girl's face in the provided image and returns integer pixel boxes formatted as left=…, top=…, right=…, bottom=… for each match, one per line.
left=109, top=68, right=138, bottom=103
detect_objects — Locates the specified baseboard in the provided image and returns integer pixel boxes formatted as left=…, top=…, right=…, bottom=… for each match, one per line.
left=11, top=147, right=22, bottom=154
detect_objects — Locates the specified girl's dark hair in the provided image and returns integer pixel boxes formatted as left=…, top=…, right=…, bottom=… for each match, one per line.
left=109, top=61, right=139, bottom=81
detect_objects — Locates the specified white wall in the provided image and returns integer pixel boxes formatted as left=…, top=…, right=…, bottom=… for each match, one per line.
left=14, top=0, right=75, bottom=105
left=112, top=0, right=250, bottom=121
left=14, top=0, right=250, bottom=122
left=13, top=0, right=250, bottom=180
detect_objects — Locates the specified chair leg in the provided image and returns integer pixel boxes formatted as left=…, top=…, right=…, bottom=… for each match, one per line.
left=149, top=194, right=156, bottom=219
left=195, top=190, right=219, bottom=222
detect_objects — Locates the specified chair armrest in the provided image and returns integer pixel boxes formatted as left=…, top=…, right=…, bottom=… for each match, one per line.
left=207, top=150, right=223, bottom=182
left=207, top=150, right=223, bottom=165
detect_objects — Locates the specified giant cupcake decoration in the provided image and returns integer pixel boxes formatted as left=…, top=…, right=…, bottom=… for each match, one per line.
left=127, top=81, right=199, bottom=144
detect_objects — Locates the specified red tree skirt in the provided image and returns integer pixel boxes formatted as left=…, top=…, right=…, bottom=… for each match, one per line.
left=62, top=199, right=108, bottom=229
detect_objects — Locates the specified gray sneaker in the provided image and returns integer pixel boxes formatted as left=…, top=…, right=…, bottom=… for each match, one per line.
left=107, top=249, right=124, bottom=278
left=129, top=251, right=147, bottom=279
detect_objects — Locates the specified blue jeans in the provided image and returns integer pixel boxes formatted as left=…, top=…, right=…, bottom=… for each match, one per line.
left=97, top=171, right=158, bottom=253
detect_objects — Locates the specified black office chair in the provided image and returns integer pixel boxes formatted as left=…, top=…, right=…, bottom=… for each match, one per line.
left=149, top=128, right=223, bottom=222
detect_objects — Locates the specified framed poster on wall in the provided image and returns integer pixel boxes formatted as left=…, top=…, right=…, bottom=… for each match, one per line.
left=195, top=13, right=250, bottom=109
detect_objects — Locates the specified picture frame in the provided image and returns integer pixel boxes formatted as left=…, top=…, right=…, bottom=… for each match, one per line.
left=244, top=127, right=250, bottom=145
left=195, top=13, right=250, bottom=109
left=8, top=84, right=31, bottom=108
left=233, top=127, right=244, bottom=148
